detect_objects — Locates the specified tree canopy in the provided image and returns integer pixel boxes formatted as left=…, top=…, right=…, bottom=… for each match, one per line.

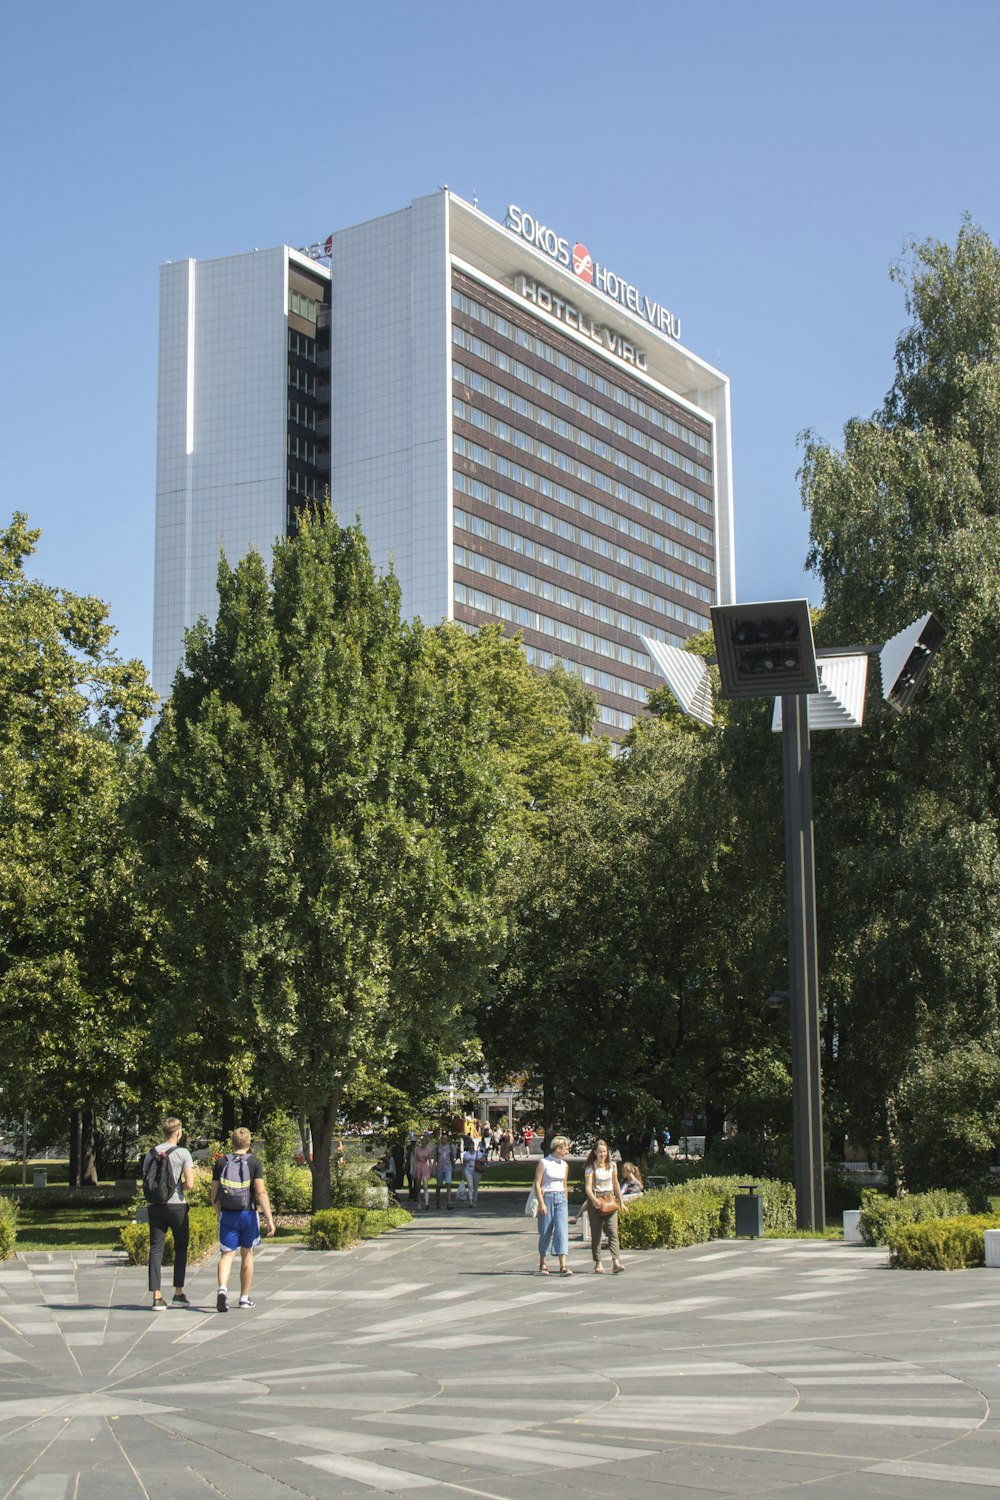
left=134, top=508, right=552, bottom=1205
left=0, top=513, right=154, bottom=1176
left=800, top=221, right=1000, bottom=1189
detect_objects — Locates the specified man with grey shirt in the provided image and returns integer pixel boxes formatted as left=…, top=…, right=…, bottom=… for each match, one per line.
left=142, top=1116, right=195, bottom=1309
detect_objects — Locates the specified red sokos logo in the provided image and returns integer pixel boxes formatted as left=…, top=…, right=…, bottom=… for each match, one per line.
left=572, top=243, right=593, bottom=283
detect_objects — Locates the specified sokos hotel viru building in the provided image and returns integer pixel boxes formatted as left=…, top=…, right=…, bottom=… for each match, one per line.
left=153, top=192, right=735, bottom=737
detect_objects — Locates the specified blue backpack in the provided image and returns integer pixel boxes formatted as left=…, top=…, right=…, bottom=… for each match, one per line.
left=217, top=1153, right=253, bottom=1212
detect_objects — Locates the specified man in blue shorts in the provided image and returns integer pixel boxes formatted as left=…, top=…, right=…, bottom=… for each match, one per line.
left=211, top=1127, right=275, bottom=1312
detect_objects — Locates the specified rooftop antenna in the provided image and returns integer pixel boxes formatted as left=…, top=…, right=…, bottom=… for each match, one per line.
left=472, top=190, right=479, bottom=209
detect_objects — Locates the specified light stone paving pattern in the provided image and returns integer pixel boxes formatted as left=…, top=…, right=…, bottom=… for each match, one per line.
left=1, top=1203, right=999, bottom=1498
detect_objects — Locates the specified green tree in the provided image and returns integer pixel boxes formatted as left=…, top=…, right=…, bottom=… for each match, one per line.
left=0, top=514, right=154, bottom=1179
left=800, top=221, right=1000, bottom=1188
left=134, top=509, right=520, bottom=1207
left=484, top=680, right=790, bottom=1148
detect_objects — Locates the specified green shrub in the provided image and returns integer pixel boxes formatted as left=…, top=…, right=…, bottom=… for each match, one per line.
left=619, top=1186, right=727, bottom=1249
left=118, top=1207, right=218, bottom=1266
left=0, top=1197, right=18, bottom=1260
left=889, top=1214, right=1000, bottom=1270
left=330, top=1159, right=371, bottom=1209
left=859, top=1187, right=970, bottom=1246
left=184, top=1165, right=216, bottom=1207
left=618, top=1175, right=796, bottom=1251
left=309, top=1207, right=366, bottom=1249
left=265, top=1164, right=313, bottom=1214
left=360, top=1205, right=412, bottom=1239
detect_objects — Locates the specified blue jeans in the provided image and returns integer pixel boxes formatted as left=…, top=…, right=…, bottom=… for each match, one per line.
left=538, top=1191, right=568, bottom=1258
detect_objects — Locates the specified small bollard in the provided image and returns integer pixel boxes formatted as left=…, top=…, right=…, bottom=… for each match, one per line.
left=734, top=1185, right=764, bottom=1238
left=985, top=1230, right=1000, bottom=1268
left=32, top=1169, right=47, bottom=1190
left=842, top=1209, right=862, bottom=1242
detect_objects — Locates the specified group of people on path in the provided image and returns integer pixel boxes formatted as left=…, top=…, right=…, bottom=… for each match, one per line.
left=142, top=1118, right=275, bottom=1313
left=532, top=1136, right=643, bottom=1276
left=408, top=1131, right=494, bottom=1209
left=141, top=1115, right=648, bottom=1310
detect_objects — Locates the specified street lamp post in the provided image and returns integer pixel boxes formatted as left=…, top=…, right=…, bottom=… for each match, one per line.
left=781, top=691, right=824, bottom=1229
left=644, top=606, right=943, bottom=1232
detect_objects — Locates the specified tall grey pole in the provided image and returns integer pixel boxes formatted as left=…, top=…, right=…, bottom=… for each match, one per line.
left=781, top=693, right=826, bottom=1231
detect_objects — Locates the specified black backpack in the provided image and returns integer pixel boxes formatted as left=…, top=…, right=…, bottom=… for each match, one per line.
left=217, top=1152, right=253, bottom=1212
left=142, top=1146, right=177, bottom=1205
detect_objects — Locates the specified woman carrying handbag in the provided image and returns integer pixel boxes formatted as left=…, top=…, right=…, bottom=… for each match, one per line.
left=583, top=1139, right=627, bottom=1274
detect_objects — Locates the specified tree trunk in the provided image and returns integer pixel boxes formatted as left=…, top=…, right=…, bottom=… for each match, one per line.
left=80, top=1108, right=99, bottom=1186
left=221, top=1093, right=236, bottom=1138
left=298, top=1112, right=311, bottom=1162
left=884, top=1094, right=906, bottom=1197
left=542, top=1074, right=555, bottom=1133
left=704, top=1101, right=726, bottom=1153
left=308, top=1099, right=339, bottom=1211
left=68, top=1109, right=82, bottom=1188
left=93, top=1120, right=111, bottom=1181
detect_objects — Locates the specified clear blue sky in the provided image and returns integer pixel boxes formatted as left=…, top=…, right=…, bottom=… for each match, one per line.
left=2, top=1, right=997, bottom=676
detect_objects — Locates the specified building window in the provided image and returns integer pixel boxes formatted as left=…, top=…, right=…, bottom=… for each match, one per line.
left=289, top=290, right=318, bottom=323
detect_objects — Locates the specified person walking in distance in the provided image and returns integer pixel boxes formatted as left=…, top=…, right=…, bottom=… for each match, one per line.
left=413, top=1132, right=435, bottom=1211
left=461, top=1135, right=480, bottom=1207
left=142, top=1116, right=195, bottom=1310
left=533, top=1135, right=573, bottom=1276
left=583, top=1138, right=627, bottom=1274
left=435, top=1131, right=456, bottom=1210
left=211, top=1128, right=275, bottom=1312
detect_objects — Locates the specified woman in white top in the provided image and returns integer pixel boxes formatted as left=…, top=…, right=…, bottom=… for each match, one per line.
left=533, top=1135, right=573, bottom=1275
left=461, top=1135, right=480, bottom=1206
left=584, top=1138, right=627, bottom=1273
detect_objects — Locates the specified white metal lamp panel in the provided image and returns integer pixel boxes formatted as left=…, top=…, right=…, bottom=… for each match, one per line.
left=642, top=637, right=714, bottom=727
left=771, top=654, right=869, bottom=732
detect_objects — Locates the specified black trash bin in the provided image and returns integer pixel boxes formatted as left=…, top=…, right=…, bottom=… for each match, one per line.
left=735, top=1184, right=764, bottom=1238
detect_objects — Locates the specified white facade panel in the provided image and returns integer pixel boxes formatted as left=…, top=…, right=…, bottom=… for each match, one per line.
left=329, top=194, right=451, bottom=625
left=152, top=248, right=291, bottom=702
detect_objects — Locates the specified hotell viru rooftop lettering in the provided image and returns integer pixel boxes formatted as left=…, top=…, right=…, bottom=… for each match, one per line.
left=504, top=204, right=682, bottom=341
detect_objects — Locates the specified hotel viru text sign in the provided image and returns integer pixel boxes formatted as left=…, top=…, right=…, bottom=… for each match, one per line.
left=514, top=276, right=648, bottom=371
left=504, top=204, right=681, bottom=343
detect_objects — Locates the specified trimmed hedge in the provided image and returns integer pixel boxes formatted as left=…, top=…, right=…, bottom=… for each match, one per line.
left=618, top=1176, right=796, bottom=1250
left=309, top=1207, right=366, bottom=1250
left=859, top=1187, right=970, bottom=1247
left=889, top=1213, right=1000, bottom=1270
left=618, top=1186, right=726, bottom=1249
left=0, top=1197, right=17, bottom=1260
left=118, top=1207, right=218, bottom=1267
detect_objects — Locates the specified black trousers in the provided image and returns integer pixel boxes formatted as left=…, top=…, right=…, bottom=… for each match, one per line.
left=147, top=1203, right=190, bottom=1293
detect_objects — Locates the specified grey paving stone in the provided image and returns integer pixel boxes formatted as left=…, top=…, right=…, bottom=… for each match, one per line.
left=4, top=1216, right=1000, bottom=1500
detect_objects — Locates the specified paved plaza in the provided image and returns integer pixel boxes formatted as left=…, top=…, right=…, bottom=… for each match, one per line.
left=2, top=1202, right=999, bottom=1499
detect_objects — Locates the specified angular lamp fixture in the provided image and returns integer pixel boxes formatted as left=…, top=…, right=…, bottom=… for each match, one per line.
left=771, top=654, right=869, bottom=732
left=879, top=612, right=945, bottom=712
left=711, top=600, right=820, bottom=699
left=642, top=637, right=713, bottom=727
